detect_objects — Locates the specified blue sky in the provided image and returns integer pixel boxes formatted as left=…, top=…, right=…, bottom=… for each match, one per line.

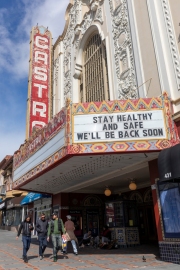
left=0, top=0, right=68, bottom=162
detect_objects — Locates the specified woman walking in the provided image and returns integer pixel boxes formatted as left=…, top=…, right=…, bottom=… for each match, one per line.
left=64, top=215, right=78, bottom=255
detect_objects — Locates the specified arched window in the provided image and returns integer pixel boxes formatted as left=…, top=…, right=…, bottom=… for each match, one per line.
left=80, top=34, right=109, bottom=102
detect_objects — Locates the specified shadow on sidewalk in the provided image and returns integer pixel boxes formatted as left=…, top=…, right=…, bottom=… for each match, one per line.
left=31, top=237, right=161, bottom=261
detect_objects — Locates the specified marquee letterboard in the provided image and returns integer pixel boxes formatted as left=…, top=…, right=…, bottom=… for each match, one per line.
left=73, top=110, right=166, bottom=143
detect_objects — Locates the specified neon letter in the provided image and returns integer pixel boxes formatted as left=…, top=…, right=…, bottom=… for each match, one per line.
left=35, top=36, right=48, bottom=49
left=35, top=51, right=48, bottom=65
left=34, top=67, right=47, bottom=81
left=32, top=121, right=46, bottom=128
left=33, top=83, right=47, bottom=98
left=33, top=101, right=46, bottom=117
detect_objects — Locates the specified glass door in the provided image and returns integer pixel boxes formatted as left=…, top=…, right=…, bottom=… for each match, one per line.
left=86, top=210, right=99, bottom=236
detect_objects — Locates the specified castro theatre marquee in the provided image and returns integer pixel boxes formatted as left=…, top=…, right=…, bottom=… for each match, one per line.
left=73, top=110, right=166, bottom=142
left=12, top=92, right=179, bottom=192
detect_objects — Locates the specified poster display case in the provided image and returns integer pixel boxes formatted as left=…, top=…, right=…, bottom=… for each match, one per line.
left=105, top=201, right=140, bottom=246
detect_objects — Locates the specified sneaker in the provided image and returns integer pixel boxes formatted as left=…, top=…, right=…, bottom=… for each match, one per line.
left=24, top=257, right=28, bottom=263
left=42, top=253, right=44, bottom=258
left=39, top=256, right=43, bottom=260
left=53, top=256, right=57, bottom=262
left=74, top=252, right=78, bottom=256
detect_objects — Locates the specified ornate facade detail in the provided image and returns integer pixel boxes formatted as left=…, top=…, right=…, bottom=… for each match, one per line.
left=161, top=0, right=180, bottom=89
left=81, top=12, right=93, bottom=35
left=94, top=8, right=103, bottom=24
left=62, top=0, right=83, bottom=102
left=108, top=0, right=138, bottom=99
left=91, top=1, right=99, bottom=11
left=54, top=56, right=59, bottom=87
left=74, top=38, right=81, bottom=61
left=144, top=189, right=153, bottom=203
left=75, top=0, right=81, bottom=25
left=83, top=196, right=102, bottom=206
left=129, top=192, right=143, bottom=203
left=75, top=26, right=81, bottom=36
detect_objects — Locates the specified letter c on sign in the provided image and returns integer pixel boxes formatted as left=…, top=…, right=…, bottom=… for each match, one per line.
left=35, top=36, right=48, bottom=49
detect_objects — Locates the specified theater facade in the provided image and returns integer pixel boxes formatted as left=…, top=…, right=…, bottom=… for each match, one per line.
left=13, top=93, right=180, bottom=262
left=13, top=0, right=180, bottom=265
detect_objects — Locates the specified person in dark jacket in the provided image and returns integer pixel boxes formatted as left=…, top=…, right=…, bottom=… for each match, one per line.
left=16, top=215, right=34, bottom=263
left=47, top=211, right=65, bottom=262
left=36, top=212, right=48, bottom=260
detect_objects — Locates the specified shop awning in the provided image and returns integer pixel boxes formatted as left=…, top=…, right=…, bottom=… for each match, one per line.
left=20, top=192, right=51, bottom=205
left=0, top=201, right=6, bottom=209
left=158, top=144, right=180, bottom=182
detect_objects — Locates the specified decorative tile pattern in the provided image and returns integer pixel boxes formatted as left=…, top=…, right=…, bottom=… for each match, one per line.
left=110, top=227, right=139, bottom=246
left=125, top=227, right=140, bottom=245
left=71, top=92, right=180, bottom=154
left=115, top=228, right=126, bottom=246
left=159, top=241, right=180, bottom=264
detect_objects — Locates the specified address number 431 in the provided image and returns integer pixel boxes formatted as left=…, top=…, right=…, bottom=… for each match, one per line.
left=164, top=172, right=171, bottom=178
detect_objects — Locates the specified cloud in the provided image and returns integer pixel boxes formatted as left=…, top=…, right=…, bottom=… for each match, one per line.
left=0, top=0, right=68, bottom=80
left=0, top=0, right=69, bottom=162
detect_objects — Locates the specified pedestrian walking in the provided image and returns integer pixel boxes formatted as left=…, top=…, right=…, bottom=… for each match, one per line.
left=36, top=212, right=48, bottom=260
left=47, top=211, right=65, bottom=262
left=16, top=215, right=34, bottom=263
left=64, top=215, right=78, bottom=255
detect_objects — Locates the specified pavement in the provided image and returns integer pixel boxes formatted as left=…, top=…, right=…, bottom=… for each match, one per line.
left=0, top=230, right=179, bottom=270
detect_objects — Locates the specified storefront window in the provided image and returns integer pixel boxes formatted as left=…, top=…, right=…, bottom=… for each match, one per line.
left=87, top=210, right=99, bottom=236
left=6, top=208, right=22, bottom=226
left=158, top=181, right=180, bottom=238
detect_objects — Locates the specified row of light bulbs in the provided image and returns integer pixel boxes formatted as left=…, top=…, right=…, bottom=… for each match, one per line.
left=104, top=181, right=137, bottom=196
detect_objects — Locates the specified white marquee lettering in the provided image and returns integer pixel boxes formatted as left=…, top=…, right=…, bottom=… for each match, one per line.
left=33, top=101, right=46, bottom=117
left=35, top=51, right=48, bottom=65
left=34, top=67, right=47, bottom=81
left=35, top=36, right=48, bottom=49
left=34, top=83, right=47, bottom=98
left=32, top=121, right=46, bottom=128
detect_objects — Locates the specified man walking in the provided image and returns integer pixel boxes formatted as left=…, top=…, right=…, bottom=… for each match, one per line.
left=36, top=212, right=48, bottom=260
left=47, top=211, right=65, bottom=262
left=64, top=215, right=78, bottom=255
left=16, top=215, right=34, bottom=263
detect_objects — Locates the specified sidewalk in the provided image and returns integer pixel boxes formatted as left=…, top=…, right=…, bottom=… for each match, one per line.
left=0, top=230, right=179, bottom=270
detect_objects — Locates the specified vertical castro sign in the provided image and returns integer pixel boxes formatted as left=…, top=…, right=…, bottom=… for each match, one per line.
left=28, top=26, right=52, bottom=137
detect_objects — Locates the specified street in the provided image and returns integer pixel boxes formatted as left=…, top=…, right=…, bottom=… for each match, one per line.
left=0, top=230, right=179, bottom=270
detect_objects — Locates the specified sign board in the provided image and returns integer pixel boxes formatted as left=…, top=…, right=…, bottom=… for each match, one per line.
left=73, top=110, right=166, bottom=143
left=27, top=26, right=52, bottom=137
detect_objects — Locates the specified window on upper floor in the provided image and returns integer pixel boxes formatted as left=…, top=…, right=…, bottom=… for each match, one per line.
left=80, top=33, right=110, bottom=102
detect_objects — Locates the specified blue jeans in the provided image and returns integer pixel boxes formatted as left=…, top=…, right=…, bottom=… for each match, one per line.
left=22, top=235, right=31, bottom=257
left=51, top=234, right=62, bottom=256
left=64, top=240, right=77, bottom=253
left=38, top=236, right=47, bottom=256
